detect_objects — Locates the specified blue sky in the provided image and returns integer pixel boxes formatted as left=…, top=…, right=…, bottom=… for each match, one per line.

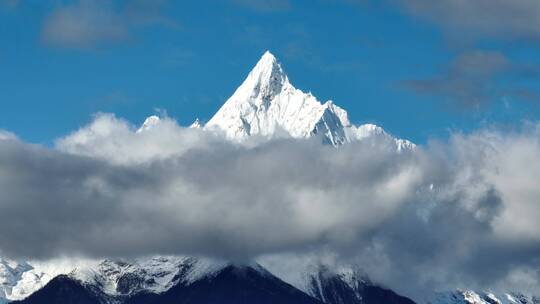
left=1, top=0, right=540, bottom=145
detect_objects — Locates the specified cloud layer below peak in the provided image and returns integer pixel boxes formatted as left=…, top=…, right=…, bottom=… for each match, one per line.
left=0, top=114, right=540, bottom=298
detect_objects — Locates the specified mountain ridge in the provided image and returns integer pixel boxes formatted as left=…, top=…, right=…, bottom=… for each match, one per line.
left=3, top=256, right=539, bottom=304
left=9, top=258, right=418, bottom=304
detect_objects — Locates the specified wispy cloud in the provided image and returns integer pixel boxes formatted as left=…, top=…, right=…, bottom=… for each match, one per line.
left=403, top=50, right=539, bottom=109
left=234, top=0, right=291, bottom=12
left=0, top=130, right=16, bottom=140
left=41, top=0, right=178, bottom=49
left=399, top=0, right=540, bottom=40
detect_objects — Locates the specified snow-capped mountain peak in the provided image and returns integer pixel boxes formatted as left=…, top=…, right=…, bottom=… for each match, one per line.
left=429, top=290, right=540, bottom=304
left=136, top=115, right=160, bottom=133
left=200, top=50, right=413, bottom=148
left=0, top=259, right=32, bottom=303
left=298, top=263, right=415, bottom=304
left=237, top=50, right=290, bottom=104
left=0, top=258, right=84, bottom=303
left=69, top=256, right=232, bottom=297
left=189, top=118, right=202, bottom=129
left=204, top=50, right=354, bottom=145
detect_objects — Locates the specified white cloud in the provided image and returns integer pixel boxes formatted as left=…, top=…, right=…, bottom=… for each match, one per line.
left=0, top=130, right=16, bottom=140
left=0, top=114, right=540, bottom=296
left=56, top=113, right=215, bottom=164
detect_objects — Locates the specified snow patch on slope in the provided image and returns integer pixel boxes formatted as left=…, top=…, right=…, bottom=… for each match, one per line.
left=285, top=262, right=382, bottom=304
left=0, top=258, right=91, bottom=303
left=189, top=118, right=202, bottom=129
left=346, top=124, right=415, bottom=151
left=429, top=290, right=540, bottom=304
left=136, top=115, right=160, bottom=133
left=71, top=256, right=229, bottom=297
left=0, top=256, right=233, bottom=302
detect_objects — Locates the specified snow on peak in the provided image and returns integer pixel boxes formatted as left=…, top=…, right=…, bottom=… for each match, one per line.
left=189, top=118, right=202, bottom=129
left=0, top=259, right=32, bottom=302
left=136, top=115, right=161, bottom=133
left=0, top=257, right=86, bottom=303
left=71, top=257, right=182, bottom=295
left=227, top=49, right=289, bottom=108
left=69, top=256, right=230, bottom=297
left=428, top=290, right=540, bottom=304
left=204, top=51, right=352, bottom=146
left=250, top=50, right=288, bottom=96
left=0, top=255, right=233, bottom=302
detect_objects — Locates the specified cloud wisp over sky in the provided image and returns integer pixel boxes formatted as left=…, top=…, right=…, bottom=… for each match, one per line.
left=399, top=0, right=540, bottom=40
left=1, top=114, right=540, bottom=298
left=233, top=0, right=291, bottom=12
left=404, top=50, right=539, bottom=109
left=41, top=0, right=177, bottom=49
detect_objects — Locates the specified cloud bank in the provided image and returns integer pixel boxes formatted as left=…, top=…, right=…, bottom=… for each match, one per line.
left=1, top=114, right=540, bottom=297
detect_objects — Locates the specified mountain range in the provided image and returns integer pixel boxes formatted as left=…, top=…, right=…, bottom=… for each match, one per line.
left=0, top=51, right=535, bottom=304
left=3, top=257, right=416, bottom=304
